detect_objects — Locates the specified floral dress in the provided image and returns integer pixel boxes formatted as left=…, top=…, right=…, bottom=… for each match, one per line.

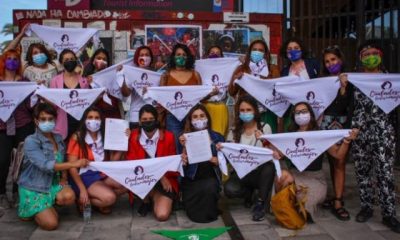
left=18, top=152, right=64, bottom=218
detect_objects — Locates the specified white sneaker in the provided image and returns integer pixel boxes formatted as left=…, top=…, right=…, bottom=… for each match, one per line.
left=0, top=194, right=11, bottom=210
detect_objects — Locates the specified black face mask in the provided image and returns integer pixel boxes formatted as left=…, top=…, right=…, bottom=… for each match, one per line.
left=141, top=120, right=159, bottom=132
left=63, top=60, right=78, bottom=72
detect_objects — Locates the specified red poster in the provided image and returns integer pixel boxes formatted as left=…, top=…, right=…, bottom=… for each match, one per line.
left=48, top=0, right=90, bottom=10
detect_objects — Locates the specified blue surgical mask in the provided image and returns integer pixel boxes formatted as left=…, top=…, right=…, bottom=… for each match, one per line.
left=250, top=51, right=264, bottom=63
left=287, top=49, right=302, bottom=62
left=239, top=112, right=254, bottom=122
left=38, top=121, right=55, bottom=133
left=33, top=53, right=48, bottom=66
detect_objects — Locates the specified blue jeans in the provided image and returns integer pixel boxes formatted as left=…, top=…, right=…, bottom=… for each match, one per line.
left=166, top=113, right=184, bottom=154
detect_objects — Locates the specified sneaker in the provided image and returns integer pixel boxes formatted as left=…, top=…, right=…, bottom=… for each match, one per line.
left=0, top=194, right=10, bottom=210
left=252, top=200, right=265, bottom=221
left=382, top=216, right=400, bottom=233
left=355, top=208, right=373, bottom=223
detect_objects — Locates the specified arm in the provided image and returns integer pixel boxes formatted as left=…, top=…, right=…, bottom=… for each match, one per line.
left=4, top=23, right=30, bottom=52
left=327, top=129, right=359, bottom=160
left=228, top=67, right=243, bottom=97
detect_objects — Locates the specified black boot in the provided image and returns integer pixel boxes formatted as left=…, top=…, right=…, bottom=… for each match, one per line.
left=355, top=208, right=373, bottom=223
left=382, top=216, right=400, bottom=233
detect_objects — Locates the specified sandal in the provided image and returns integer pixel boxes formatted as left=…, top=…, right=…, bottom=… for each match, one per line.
left=331, top=198, right=350, bottom=221
left=322, top=198, right=333, bottom=209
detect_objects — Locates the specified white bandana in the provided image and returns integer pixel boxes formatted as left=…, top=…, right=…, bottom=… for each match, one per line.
left=139, top=129, right=160, bottom=158
left=260, top=129, right=350, bottom=172
left=195, top=58, right=241, bottom=102
left=249, top=59, right=269, bottom=78
left=33, top=88, right=106, bottom=120
left=275, top=76, right=340, bottom=118
left=217, top=142, right=273, bottom=179
left=235, top=74, right=300, bottom=117
left=145, top=85, right=213, bottom=121
left=91, top=58, right=134, bottom=99
left=0, top=82, right=37, bottom=122
left=27, top=24, right=98, bottom=54
left=90, top=155, right=184, bottom=199
left=80, top=134, right=104, bottom=175
left=347, top=73, right=400, bottom=114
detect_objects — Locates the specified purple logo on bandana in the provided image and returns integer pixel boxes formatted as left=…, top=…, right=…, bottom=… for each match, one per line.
left=141, top=73, right=148, bottom=81
left=61, top=34, right=69, bottom=43
left=69, top=90, right=79, bottom=99
left=295, top=138, right=305, bottom=147
left=239, top=149, right=249, bottom=154
left=174, top=91, right=183, bottom=101
left=0, top=90, right=4, bottom=99
left=134, top=166, right=144, bottom=175
left=211, top=74, right=219, bottom=83
left=381, top=81, right=392, bottom=90
left=306, top=91, right=316, bottom=101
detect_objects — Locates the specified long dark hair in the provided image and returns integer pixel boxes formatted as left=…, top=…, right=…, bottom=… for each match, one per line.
left=25, top=43, right=53, bottom=66
left=321, top=45, right=346, bottom=76
left=82, top=48, right=111, bottom=77
left=167, top=43, right=195, bottom=70
left=236, top=40, right=271, bottom=76
left=74, top=107, right=105, bottom=160
left=232, top=95, right=262, bottom=143
left=288, top=102, right=318, bottom=132
left=183, top=104, right=212, bottom=133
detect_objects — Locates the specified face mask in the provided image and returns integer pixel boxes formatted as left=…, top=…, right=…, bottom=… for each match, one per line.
left=294, top=113, right=311, bottom=126
left=361, top=55, right=381, bottom=69
left=63, top=60, right=78, bottom=72
left=85, top=119, right=101, bottom=132
left=174, top=56, right=186, bottom=67
left=287, top=49, right=302, bottom=62
left=327, top=63, right=342, bottom=75
left=38, top=121, right=55, bottom=133
left=208, top=53, right=220, bottom=59
left=141, top=120, right=158, bottom=133
left=5, top=59, right=20, bottom=71
left=93, top=59, right=107, bottom=70
left=138, top=56, right=151, bottom=67
left=32, top=53, right=48, bottom=65
left=192, top=119, right=208, bottom=130
left=250, top=50, right=264, bottom=63
left=239, top=112, right=254, bottom=123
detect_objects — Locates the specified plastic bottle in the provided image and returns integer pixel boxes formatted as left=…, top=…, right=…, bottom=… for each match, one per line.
left=83, top=203, right=91, bottom=224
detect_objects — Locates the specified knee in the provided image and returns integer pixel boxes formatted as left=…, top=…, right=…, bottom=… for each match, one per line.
left=154, top=210, right=170, bottom=222
left=62, top=190, right=76, bottom=205
left=100, top=192, right=116, bottom=206
left=38, top=219, right=58, bottom=231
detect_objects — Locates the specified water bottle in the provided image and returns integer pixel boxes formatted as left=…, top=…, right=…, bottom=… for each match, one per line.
left=83, top=203, right=91, bottom=224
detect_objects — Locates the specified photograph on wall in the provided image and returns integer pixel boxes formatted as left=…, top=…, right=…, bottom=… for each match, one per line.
left=145, top=24, right=202, bottom=70
left=202, top=29, right=250, bottom=56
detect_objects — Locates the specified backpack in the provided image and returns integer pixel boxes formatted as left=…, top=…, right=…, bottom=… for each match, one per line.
left=270, top=183, right=308, bottom=230
left=8, top=142, right=25, bottom=183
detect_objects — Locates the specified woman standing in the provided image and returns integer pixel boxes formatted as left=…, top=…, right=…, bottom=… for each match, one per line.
left=0, top=50, right=35, bottom=210
left=342, top=41, right=400, bottom=232
left=160, top=44, right=203, bottom=153
left=179, top=104, right=224, bottom=223
left=83, top=48, right=122, bottom=119
left=228, top=40, right=280, bottom=133
left=320, top=46, right=353, bottom=221
left=275, top=102, right=357, bottom=222
left=50, top=49, right=89, bottom=141
left=224, top=95, right=275, bottom=221
left=18, top=103, right=88, bottom=230
left=68, top=107, right=127, bottom=214
left=126, top=104, right=178, bottom=221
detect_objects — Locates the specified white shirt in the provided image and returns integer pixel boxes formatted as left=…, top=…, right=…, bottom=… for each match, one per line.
left=80, top=133, right=105, bottom=175
left=139, top=129, right=160, bottom=158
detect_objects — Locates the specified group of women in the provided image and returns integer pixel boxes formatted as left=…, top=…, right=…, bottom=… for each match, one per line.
left=0, top=24, right=398, bottom=234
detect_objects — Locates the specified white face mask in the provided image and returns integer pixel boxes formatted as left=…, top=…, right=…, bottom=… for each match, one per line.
left=294, top=113, right=311, bottom=126
left=138, top=56, right=151, bottom=67
left=192, top=119, right=208, bottom=130
left=85, top=119, right=101, bottom=132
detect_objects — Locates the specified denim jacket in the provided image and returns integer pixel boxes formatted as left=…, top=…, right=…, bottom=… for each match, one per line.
left=184, top=130, right=225, bottom=182
left=18, top=130, right=65, bottom=193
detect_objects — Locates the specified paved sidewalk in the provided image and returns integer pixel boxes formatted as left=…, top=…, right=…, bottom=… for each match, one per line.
left=1, top=162, right=399, bottom=240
